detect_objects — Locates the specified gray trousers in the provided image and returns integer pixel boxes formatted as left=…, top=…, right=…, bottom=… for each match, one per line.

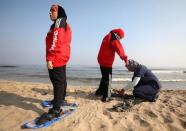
left=133, top=83, right=160, bottom=102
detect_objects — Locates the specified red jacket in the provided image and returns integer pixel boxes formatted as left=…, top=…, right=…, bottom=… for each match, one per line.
left=46, top=21, right=72, bottom=67
left=97, top=29, right=128, bottom=67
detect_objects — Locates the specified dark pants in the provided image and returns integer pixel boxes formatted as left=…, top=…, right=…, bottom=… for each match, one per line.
left=133, top=83, right=160, bottom=102
left=96, top=66, right=112, bottom=98
left=48, top=65, right=67, bottom=110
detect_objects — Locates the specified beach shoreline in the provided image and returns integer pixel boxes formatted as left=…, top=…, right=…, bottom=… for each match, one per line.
left=0, top=80, right=185, bottom=131
left=1, top=65, right=186, bottom=90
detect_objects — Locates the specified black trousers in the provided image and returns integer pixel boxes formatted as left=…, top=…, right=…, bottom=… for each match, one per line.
left=97, top=66, right=112, bottom=98
left=48, top=65, right=67, bottom=110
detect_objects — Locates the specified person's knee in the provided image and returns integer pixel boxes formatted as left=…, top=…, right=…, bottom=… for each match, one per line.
left=133, top=90, right=159, bottom=102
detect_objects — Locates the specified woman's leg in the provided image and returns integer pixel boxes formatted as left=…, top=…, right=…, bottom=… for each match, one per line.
left=48, top=65, right=66, bottom=110
left=100, top=66, right=112, bottom=101
left=96, top=66, right=112, bottom=96
left=36, top=66, right=66, bottom=125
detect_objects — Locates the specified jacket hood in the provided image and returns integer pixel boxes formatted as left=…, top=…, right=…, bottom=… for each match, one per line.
left=111, top=28, right=124, bottom=38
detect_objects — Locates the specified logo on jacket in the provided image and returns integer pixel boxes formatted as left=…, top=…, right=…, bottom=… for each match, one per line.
left=50, top=30, right=58, bottom=50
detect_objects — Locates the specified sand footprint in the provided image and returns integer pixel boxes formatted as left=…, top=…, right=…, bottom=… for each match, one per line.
left=167, top=124, right=182, bottom=131
left=179, top=118, right=186, bottom=129
left=161, top=113, right=174, bottom=123
left=133, top=114, right=150, bottom=127
left=143, top=109, right=158, bottom=118
left=103, top=109, right=113, bottom=119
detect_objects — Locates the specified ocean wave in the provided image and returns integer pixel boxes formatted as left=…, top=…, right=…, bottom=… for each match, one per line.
left=112, top=78, right=131, bottom=82
left=68, top=77, right=100, bottom=81
left=111, top=78, right=186, bottom=82
left=28, top=75, right=48, bottom=78
left=27, top=75, right=186, bottom=82
left=152, top=70, right=183, bottom=74
left=159, top=79, right=186, bottom=82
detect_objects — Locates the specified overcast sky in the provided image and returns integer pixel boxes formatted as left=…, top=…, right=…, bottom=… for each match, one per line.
left=0, top=0, right=186, bottom=68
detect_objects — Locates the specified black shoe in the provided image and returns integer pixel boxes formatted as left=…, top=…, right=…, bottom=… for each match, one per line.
left=101, top=96, right=112, bottom=102
left=35, top=108, right=63, bottom=125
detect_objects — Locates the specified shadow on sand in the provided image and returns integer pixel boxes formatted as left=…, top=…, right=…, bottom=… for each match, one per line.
left=31, top=87, right=101, bottom=100
left=31, top=87, right=130, bottom=102
left=0, top=91, right=43, bottom=115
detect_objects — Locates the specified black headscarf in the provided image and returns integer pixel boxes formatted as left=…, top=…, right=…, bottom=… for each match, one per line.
left=57, top=5, right=67, bottom=19
left=50, top=4, right=67, bottom=29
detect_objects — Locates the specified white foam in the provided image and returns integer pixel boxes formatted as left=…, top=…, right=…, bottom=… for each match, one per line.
left=160, top=79, right=186, bottom=82
left=152, top=70, right=182, bottom=74
left=112, top=78, right=186, bottom=82
left=112, top=78, right=131, bottom=82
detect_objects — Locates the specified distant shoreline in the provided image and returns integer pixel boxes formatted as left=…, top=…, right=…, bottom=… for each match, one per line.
left=0, top=65, right=186, bottom=89
left=0, top=79, right=186, bottom=90
left=0, top=65, right=18, bottom=68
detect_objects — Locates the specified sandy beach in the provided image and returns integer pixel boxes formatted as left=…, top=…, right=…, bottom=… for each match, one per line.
left=0, top=80, right=185, bottom=131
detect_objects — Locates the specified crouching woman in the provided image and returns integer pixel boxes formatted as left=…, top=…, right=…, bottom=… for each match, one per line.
left=119, top=59, right=161, bottom=102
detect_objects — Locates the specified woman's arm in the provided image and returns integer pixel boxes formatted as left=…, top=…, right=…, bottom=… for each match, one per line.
left=124, top=77, right=141, bottom=90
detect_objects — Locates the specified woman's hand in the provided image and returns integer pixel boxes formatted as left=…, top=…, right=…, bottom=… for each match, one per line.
left=47, top=61, right=53, bottom=69
left=113, top=89, right=125, bottom=95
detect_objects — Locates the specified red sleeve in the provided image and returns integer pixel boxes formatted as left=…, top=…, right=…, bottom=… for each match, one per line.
left=111, top=40, right=128, bottom=63
left=46, top=28, right=62, bottom=62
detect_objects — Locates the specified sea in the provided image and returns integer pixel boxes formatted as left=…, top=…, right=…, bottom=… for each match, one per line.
left=0, top=65, right=186, bottom=90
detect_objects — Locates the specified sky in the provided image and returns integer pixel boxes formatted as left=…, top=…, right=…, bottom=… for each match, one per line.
left=0, top=0, right=186, bottom=68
